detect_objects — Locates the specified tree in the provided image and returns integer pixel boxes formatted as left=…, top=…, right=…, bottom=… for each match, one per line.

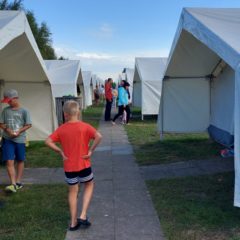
left=0, top=0, right=57, bottom=59
left=58, top=56, right=68, bottom=60
left=0, top=0, right=23, bottom=10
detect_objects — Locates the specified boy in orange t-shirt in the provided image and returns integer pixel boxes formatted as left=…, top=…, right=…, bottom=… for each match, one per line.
left=45, top=100, right=102, bottom=231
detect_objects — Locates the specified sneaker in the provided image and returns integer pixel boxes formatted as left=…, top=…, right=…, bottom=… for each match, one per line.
left=68, top=222, right=80, bottom=231
left=5, top=184, right=17, bottom=193
left=77, top=218, right=91, bottom=228
left=111, top=121, right=116, bottom=125
left=16, top=183, right=23, bottom=190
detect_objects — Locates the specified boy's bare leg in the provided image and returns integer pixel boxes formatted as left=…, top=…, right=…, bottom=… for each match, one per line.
left=68, top=184, right=79, bottom=227
left=79, top=180, right=94, bottom=220
left=6, top=160, right=16, bottom=185
left=16, top=161, right=24, bottom=183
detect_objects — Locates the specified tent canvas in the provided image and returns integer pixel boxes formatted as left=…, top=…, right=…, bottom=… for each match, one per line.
left=91, top=74, right=98, bottom=101
left=157, top=8, right=240, bottom=207
left=45, top=60, right=81, bottom=98
left=0, top=10, right=57, bottom=140
left=133, top=57, right=167, bottom=118
left=82, top=71, right=92, bottom=108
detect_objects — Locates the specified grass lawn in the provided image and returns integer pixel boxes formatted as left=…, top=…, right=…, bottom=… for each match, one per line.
left=0, top=184, right=68, bottom=240
left=82, top=103, right=104, bottom=129
left=147, top=172, right=240, bottom=240
left=125, top=107, right=222, bottom=165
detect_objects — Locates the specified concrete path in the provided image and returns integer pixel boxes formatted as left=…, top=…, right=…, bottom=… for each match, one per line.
left=0, top=167, right=64, bottom=184
left=140, top=158, right=234, bottom=180
left=65, top=119, right=165, bottom=240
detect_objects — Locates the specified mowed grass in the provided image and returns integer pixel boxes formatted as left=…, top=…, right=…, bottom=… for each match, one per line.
left=0, top=184, right=68, bottom=240
left=147, top=172, right=240, bottom=240
left=125, top=107, right=222, bottom=165
left=82, top=103, right=104, bottom=129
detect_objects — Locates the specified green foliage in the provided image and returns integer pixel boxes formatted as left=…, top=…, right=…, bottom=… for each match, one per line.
left=0, top=0, right=23, bottom=10
left=58, top=56, right=68, bottom=60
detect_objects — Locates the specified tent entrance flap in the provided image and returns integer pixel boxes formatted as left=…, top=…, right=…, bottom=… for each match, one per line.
left=162, top=78, right=210, bottom=133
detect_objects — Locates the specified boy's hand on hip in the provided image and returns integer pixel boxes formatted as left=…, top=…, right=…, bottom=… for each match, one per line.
left=60, top=151, right=68, bottom=161
left=82, top=150, right=92, bottom=159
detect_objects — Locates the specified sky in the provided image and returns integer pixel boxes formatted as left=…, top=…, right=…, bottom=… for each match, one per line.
left=23, top=0, right=240, bottom=80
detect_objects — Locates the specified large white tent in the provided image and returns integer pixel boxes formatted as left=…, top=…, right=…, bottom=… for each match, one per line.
left=44, top=60, right=82, bottom=98
left=157, top=8, right=240, bottom=207
left=82, top=71, right=92, bottom=108
left=0, top=10, right=57, bottom=140
left=133, top=58, right=167, bottom=119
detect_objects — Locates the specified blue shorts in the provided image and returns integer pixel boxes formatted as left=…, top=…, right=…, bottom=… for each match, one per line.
left=65, top=167, right=94, bottom=185
left=2, top=138, right=26, bottom=162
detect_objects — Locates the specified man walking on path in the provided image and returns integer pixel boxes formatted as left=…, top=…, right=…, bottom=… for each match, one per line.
left=104, top=78, right=113, bottom=121
left=0, top=89, right=32, bottom=193
left=45, top=100, right=102, bottom=231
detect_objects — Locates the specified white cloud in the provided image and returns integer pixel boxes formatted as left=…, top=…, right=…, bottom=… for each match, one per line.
left=76, top=52, right=114, bottom=60
left=54, top=44, right=169, bottom=80
left=89, top=23, right=114, bottom=39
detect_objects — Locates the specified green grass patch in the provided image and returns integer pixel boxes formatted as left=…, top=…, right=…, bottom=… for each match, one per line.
left=82, top=103, right=104, bottom=129
left=24, top=141, right=62, bottom=168
left=125, top=107, right=222, bottom=165
left=0, top=184, right=68, bottom=240
left=147, top=172, right=240, bottom=240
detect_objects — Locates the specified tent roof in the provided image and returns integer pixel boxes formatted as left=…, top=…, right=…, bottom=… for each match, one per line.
left=45, top=60, right=81, bottom=85
left=135, top=58, right=168, bottom=83
left=0, top=10, right=49, bottom=82
left=166, top=8, right=240, bottom=77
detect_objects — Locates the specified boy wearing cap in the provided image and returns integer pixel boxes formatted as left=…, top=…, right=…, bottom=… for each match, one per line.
left=0, top=89, right=32, bottom=193
left=45, top=100, right=102, bottom=231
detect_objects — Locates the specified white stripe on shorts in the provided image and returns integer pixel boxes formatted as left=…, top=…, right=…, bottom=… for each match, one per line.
left=65, top=177, right=78, bottom=185
left=79, top=173, right=94, bottom=183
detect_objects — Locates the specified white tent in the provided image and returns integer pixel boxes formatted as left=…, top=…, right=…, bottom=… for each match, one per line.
left=0, top=11, right=57, bottom=140
left=45, top=60, right=81, bottom=98
left=124, top=68, right=134, bottom=103
left=91, top=74, right=98, bottom=101
left=157, top=8, right=240, bottom=207
left=133, top=58, right=167, bottom=119
left=82, top=71, right=92, bottom=108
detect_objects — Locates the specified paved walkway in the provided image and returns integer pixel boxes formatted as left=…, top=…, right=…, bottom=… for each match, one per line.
left=65, top=119, right=165, bottom=240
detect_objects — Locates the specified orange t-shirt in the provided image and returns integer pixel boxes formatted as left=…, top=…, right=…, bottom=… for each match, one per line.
left=49, top=121, right=96, bottom=172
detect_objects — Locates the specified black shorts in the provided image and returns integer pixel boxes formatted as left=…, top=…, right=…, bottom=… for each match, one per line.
left=65, top=167, right=94, bottom=185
